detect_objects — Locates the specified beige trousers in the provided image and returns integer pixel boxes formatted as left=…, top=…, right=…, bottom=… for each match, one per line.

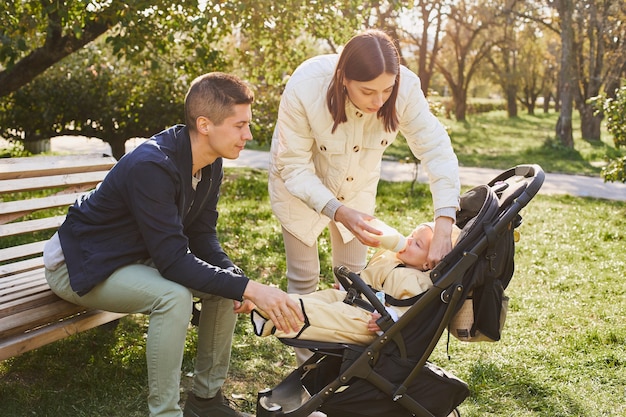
left=281, top=222, right=367, bottom=363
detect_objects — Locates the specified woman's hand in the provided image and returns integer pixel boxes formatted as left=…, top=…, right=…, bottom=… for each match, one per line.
left=334, top=205, right=380, bottom=246
left=425, top=216, right=455, bottom=269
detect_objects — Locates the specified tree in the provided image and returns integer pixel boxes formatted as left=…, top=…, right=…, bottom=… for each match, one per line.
left=572, top=0, right=626, bottom=141
left=547, top=0, right=626, bottom=146
left=398, top=0, right=448, bottom=97
left=484, top=0, right=525, bottom=118
left=0, top=1, right=211, bottom=99
left=205, top=0, right=379, bottom=143
left=435, top=0, right=497, bottom=121
left=0, top=44, right=195, bottom=159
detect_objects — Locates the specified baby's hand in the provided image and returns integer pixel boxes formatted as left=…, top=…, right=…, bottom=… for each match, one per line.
left=233, top=299, right=256, bottom=314
left=367, top=312, right=382, bottom=332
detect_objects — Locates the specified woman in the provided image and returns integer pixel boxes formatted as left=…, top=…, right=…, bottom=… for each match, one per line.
left=268, top=29, right=460, bottom=343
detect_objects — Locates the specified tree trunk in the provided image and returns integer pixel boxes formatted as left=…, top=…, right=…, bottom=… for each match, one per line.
left=543, top=92, right=551, bottom=113
left=454, top=89, right=468, bottom=121
left=556, top=114, right=574, bottom=147
left=556, top=0, right=575, bottom=148
left=506, top=87, right=518, bottom=118
left=579, top=103, right=602, bottom=141
left=108, top=139, right=127, bottom=161
left=23, top=138, right=51, bottom=154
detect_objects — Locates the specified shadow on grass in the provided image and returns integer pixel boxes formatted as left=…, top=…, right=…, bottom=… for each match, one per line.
left=0, top=317, right=150, bottom=417
left=466, top=359, right=587, bottom=417
left=520, top=138, right=599, bottom=175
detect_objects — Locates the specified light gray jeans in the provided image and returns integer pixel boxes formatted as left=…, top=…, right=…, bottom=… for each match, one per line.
left=45, top=260, right=237, bottom=417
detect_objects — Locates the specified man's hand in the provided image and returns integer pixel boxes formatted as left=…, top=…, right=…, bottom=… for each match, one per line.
left=233, top=299, right=255, bottom=314
left=242, top=280, right=304, bottom=333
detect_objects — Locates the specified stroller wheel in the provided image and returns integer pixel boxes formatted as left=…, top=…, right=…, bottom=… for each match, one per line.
left=447, top=409, right=461, bottom=417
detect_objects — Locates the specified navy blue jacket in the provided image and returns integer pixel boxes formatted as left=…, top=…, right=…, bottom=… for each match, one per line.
left=58, top=125, right=249, bottom=299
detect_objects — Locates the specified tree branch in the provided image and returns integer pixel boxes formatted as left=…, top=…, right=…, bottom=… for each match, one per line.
left=0, top=17, right=111, bottom=97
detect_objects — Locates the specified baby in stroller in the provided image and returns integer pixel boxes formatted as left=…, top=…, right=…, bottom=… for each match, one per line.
left=250, top=222, right=461, bottom=345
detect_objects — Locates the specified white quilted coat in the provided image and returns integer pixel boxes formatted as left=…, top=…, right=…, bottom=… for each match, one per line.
left=269, top=54, right=460, bottom=247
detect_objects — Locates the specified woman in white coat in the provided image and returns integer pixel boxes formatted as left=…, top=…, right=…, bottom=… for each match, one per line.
left=269, top=30, right=460, bottom=360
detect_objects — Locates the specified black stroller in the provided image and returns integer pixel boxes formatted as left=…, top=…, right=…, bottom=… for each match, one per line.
left=256, top=164, right=545, bottom=417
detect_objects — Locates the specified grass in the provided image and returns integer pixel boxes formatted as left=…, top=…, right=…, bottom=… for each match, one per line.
left=383, top=110, right=621, bottom=177
left=1, top=169, right=624, bottom=416
left=1, top=111, right=625, bottom=416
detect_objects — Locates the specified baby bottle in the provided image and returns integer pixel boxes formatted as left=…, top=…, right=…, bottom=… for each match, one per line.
left=365, top=218, right=407, bottom=252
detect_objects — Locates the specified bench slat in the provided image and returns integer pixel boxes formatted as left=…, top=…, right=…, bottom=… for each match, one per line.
left=0, top=266, right=45, bottom=289
left=0, top=215, right=64, bottom=238
left=0, top=310, right=127, bottom=361
left=0, top=170, right=109, bottom=194
left=0, top=241, right=46, bottom=264
left=0, top=257, right=43, bottom=277
left=0, top=192, right=83, bottom=219
left=0, top=154, right=116, bottom=180
left=0, top=274, right=47, bottom=301
left=0, top=299, right=88, bottom=337
left=0, top=283, right=52, bottom=317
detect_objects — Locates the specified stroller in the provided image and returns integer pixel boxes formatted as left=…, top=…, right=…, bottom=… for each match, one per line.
left=256, top=164, right=545, bottom=417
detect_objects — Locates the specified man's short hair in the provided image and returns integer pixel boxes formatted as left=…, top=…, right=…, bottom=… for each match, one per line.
left=184, top=72, right=254, bottom=131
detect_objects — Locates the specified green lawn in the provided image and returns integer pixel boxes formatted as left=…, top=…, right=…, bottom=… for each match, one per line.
left=383, top=110, right=620, bottom=177
left=1, top=109, right=624, bottom=416
left=1, top=167, right=624, bottom=417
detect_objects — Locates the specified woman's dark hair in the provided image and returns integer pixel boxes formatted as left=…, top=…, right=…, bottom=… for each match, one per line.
left=326, top=29, right=400, bottom=133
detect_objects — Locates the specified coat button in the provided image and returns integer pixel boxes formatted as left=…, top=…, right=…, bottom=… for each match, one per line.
left=356, top=111, right=363, bottom=118
left=352, top=145, right=360, bottom=152
left=338, top=196, right=345, bottom=201
left=346, top=176, right=354, bottom=182
left=380, top=139, right=388, bottom=146
left=320, top=145, right=327, bottom=151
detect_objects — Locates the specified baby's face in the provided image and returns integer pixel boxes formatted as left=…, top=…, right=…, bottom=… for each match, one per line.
left=396, top=225, right=433, bottom=270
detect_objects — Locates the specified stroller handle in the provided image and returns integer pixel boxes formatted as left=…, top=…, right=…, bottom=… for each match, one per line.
left=334, top=265, right=393, bottom=328
left=488, top=164, right=545, bottom=207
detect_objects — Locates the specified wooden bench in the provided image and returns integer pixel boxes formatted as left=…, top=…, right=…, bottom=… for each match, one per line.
left=0, top=154, right=126, bottom=361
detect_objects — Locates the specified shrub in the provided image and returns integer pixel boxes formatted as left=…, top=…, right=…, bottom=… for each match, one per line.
left=0, top=45, right=206, bottom=159
left=590, top=85, right=626, bottom=183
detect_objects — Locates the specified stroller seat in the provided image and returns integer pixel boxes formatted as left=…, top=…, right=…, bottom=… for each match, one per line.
left=257, top=165, right=545, bottom=417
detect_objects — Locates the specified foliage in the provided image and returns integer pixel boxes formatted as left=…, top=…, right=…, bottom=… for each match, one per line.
left=0, top=139, right=28, bottom=158
left=0, top=42, right=220, bottom=159
left=207, top=0, right=381, bottom=143
left=434, top=0, right=498, bottom=121
left=1, top=169, right=624, bottom=417
left=1, top=0, right=625, bottom=155
left=0, top=0, right=376, bottom=149
left=589, top=86, right=626, bottom=183
left=0, top=1, right=218, bottom=97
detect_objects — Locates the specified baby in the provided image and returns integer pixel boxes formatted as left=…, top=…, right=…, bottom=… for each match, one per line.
left=250, top=222, right=461, bottom=345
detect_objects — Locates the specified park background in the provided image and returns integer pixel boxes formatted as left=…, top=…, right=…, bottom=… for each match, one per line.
left=1, top=1, right=625, bottom=416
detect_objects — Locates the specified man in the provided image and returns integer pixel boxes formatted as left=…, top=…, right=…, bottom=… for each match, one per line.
left=44, top=72, right=303, bottom=417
